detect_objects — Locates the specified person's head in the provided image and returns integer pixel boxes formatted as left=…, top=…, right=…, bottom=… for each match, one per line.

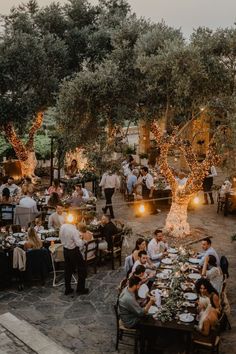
left=25, top=177, right=32, bottom=184
left=134, top=238, right=146, bottom=251
left=133, top=265, right=146, bottom=279
left=198, top=296, right=211, bottom=312
left=128, top=276, right=141, bottom=292
left=71, top=159, right=77, bottom=168
left=75, top=184, right=82, bottom=192
left=53, top=179, right=60, bottom=188
left=78, top=223, right=87, bottom=233
left=7, top=177, right=14, bottom=185
left=195, top=278, right=218, bottom=297
left=132, top=169, right=139, bottom=177
left=138, top=250, right=148, bottom=264
left=48, top=192, right=60, bottom=206
left=201, top=237, right=212, bottom=251
left=35, top=217, right=42, bottom=226
left=27, top=227, right=41, bottom=247
left=154, top=229, right=163, bottom=242
left=101, top=214, right=110, bottom=225
left=178, top=171, right=186, bottom=179
left=140, top=166, right=148, bottom=176
left=208, top=255, right=217, bottom=267
left=2, top=187, right=10, bottom=200
left=56, top=202, right=64, bottom=215
left=21, top=185, right=28, bottom=196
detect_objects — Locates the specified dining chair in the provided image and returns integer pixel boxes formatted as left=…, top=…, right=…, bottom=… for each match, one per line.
left=50, top=244, right=77, bottom=287
left=0, top=204, right=15, bottom=226
left=192, top=334, right=220, bottom=353
left=100, top=232, right=124, bottom=270
left=84, top=239, right=99, bottom=274
left=114, top=303, right=138, bottom=353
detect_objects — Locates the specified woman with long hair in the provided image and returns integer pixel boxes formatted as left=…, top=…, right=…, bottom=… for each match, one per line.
left=195, top=296, right=219, bottom=336
left=24, top=227, right=42, bottom=251
left=202, top=255, right=223, bottom=294
left=48, top=179, right=63, bottom=197
left=132, top=238, right=147, bottom=262
left=0, top=187, right=12, bottom=204
left=195, top=278, right=221, bottom=313
left=47, top=192, right=61, bottom=208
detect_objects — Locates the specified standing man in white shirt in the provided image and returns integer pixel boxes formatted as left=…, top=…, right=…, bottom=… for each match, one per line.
left=59, top=217, right=88, bottom=295
left=148, top=229, right=168, bottom=262
left=140, top=166, right=156, bottom=215
left=99, top=170, right=120, bottom=219
left=202, top=166, right=217, bottom=205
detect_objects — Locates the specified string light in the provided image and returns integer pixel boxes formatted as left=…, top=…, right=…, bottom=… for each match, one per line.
left=67, top=214, right=74, bottom=223
left=193, top=196, right=200, bottom=204
left=138, top=204, right=145, bottom=214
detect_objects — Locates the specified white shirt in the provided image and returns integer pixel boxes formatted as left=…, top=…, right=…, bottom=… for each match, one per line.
left=48, top=212, right=67, bottom=229
left=148, top=238, right=168, bottom=261
left=176, top=177, right=188, bottom=186
left=198, top=246, right=220, bottom=267
left=207, top=166, right=217, bottom=178
left=19, top=196, right=38, bottom=213
left=0, top=183, right=21, bottom=197
left=59, top=223, right=84, bottom=250
left=72, top=188, right=89, bottom=201
left=142, top=173, right=154, bottom=190
left=99, top=173, right=120, bottom=189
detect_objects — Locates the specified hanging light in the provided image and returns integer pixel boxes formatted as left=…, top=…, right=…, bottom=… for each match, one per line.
left=138, top=204, right=145, bottom=213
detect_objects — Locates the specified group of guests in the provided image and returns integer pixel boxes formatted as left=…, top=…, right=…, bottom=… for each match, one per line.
left=119, top=231, right=227, bottom=342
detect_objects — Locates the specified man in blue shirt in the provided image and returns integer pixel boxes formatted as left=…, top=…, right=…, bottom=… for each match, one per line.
left=127, top=169, right=139, bottom=201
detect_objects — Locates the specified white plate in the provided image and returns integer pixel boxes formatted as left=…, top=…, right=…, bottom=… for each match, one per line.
left=168, top=248, right=178, bottom=254
left=138, top=284, right=149, bottom=299
left=156, top=272, right=169, bottom=280
left=188, top=273, right=201, bottom=281
left=13, top=233, right=25, bottom=237
left=179, top=313, right=194, bottom=323
left=148, top=306, right=158, bottom=315
left=188, top=258, right=200, bottom=264
left=181, top=283, right=195, bottom=291
left=38, top=230, right=49, bottom=234
left=184, top=292, right=198, bottom=301
left=18, top=240, right=26, bottom=245
left=162, top=269, right=172, bottom=275
left=45, top=237, right=59, bottom=242
left=161, top=258, right=172, bottom=265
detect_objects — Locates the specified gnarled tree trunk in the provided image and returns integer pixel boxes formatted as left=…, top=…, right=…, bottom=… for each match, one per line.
left=4, top=112, right=44, bottom=178
left=164, top=198, right=191, bottom=238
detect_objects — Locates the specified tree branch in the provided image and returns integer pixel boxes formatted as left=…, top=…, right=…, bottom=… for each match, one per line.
left=26, top=111, right=44, bottom=150
left=4, top=123, right=28, bottom=161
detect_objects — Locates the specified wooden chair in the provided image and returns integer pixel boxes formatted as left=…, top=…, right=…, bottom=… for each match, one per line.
left=0, top=204, right=15, bottom=226
left=114, top=303, right=138, bottom=353
left=193, top=334, right=220, bottom=354
left=84, top=239, right=99, bottom=274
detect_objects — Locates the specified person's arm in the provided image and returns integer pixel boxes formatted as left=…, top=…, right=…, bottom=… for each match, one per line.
left=82, top=188, right=89, bottom=200
left=201, top=255, right=209, bottom=276
left=201, top=318, right=211, bottom=336
left=208, top=166, right=217, bottom=178
left=116, top=175, right=120, bottom=190
left=99, top=174, right=106, bottom=188
left=48, top=214, right=53, bottom=229
left=72, top=230, right=84, bottom=249
left=212, top=293, right=220, bottom=311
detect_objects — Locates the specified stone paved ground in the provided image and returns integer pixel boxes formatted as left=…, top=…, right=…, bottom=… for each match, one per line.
left=0, top=324, right=35, bottom=354
left=0, top=191, right=235, bottom=354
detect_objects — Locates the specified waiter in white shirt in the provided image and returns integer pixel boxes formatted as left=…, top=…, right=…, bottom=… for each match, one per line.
left=140, top=166, right=157, bottom=214
left=203, top=166, right=217, bottom=205
left=59, top=216, right=88, bottom=295
left=99, top=170, right=120, bottom=219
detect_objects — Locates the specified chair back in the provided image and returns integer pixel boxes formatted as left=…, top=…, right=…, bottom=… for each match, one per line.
left=14, top=205, right=37, bottom=227
left=26, top=248, right=52, bottom=281
left=84, top=239, right=98, bottom=262
left=53, top=244, right=64, bottom=263
left=0, top=204, right=15, bottom=225
left=112, top=232, right=124, bottom=252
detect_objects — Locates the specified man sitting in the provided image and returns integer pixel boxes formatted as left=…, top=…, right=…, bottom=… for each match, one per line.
left=119, top=276, right=155, bottom=328
left=147, top=229, right=168, bottom=263
left=19, top=192, right=38, bottom=214
left=0, top=177, right=21, bottom=197
left=98, top=215, right=118, bottom=251
left=198, top=237, right=220, bottom=267
left=48, top=202, right=67, bottom=229
left=72, top=184, right=90, bottom=201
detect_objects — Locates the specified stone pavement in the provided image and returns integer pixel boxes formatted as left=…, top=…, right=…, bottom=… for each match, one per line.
left=0, top=192, right=235, bottom=354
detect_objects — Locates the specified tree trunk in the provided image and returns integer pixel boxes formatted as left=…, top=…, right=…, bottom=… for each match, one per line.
left=164, top=198, right=190, bottom=238
left=19, top=151, right=38, bottom=177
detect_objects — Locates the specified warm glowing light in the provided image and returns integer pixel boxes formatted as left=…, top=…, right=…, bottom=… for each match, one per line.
left=200, top=106, right=205, bottom=112
left=67, top=214, right=74, bottom=223
left=193, top=196, right=200, bottom=204
left=139, top=204, right=145, bottom=213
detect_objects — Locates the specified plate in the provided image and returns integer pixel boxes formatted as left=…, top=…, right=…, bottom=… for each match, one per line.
left=188, top=273, right=201, bottom=281
left=181, top=283, right=195, bottom=291
left=156, top=272, right=169, bottom=280
left=184, top=292, right=198, bottom=301
left=18, top=240, right=26, bottom=245
left=188, top=258, right=200, bottom=264
left=168, top=248, right=178, bottom=254
left=45, top=237, right=59, bottom=242
left=38, top=230, right=49, bottom=234
left=138, top=284, right=149, bottom=299
left=161, top=258, right=172, bottom=265
left=162, top=269, right=172, bottom=275
left=13, top=233, right=25, bottom=237
left=148, top=306, right=158, bottom=315
left=179, top=313, right=194, bottom=323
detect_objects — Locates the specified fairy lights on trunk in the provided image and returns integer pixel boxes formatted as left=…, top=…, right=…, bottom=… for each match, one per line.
left=151, top=123, right=221, bottom=238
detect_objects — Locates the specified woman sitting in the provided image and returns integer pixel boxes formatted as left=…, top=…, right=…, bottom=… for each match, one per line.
left=47, top=179, right=63, bottom=197
left=66, top=159, right=78, bottom=178
left=195, top=278, right=221, bottom=313
left=47, top=192, right=61, bottom=208
left=195, top=296, right=218, bottom=337
left=78, top=223, right=93, bottom=242
left=34, top=217, right=44, bottom=233
left=0, top=187, right=12, bottom=204
left=24, top=227, right=43, bottom=251
left=202, top=255, right=223, bottom=294
left=132, top=238, right=147, bottom=262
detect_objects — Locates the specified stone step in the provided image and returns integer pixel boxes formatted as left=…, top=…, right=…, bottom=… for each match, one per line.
left=0, top=312, right=72, bottom=354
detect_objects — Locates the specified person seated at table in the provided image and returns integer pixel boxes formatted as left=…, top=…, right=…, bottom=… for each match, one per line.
left=194, top=296, right=219, bottom=337
left=34, top=217, right=44, bottom=233
left=48, top=202, right=67, bottom=229
left=21, top=177, right=34, bottom=195
left=47, top=179, right=63, bottom=197
left=47, top=192, right=61, bottom=208
left=0, top=176, right=21, bottom=198
left=132, top=238, right=147, bottom=262
left=147, top=229, right=168, bottom=262
left=0, top=187, right=12, bottom=204
left=73, top=184, right=90, bottom=201
left=201, top=255, right=223, bottom=294
left=66, top=159, right=78, bottom=178
left=67, top=190, right=84, bottom=207
left=19, top=191, right=38, bottom=214
left=24, top=227, right=43, bottom=251
left=195, top=278, right=221, bottom=313
left=118, top=276, right=156, bottom=329
left=78, top=223, right=93, bottom=242
left=98, top=215, right=118, bottom=251
left=197, top=238, right=220, bottom=267
left=132, top=250, right=156, bottom=277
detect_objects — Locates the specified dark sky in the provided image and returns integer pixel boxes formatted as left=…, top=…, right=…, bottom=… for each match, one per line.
left=1, top=0, right=236, bottom=38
